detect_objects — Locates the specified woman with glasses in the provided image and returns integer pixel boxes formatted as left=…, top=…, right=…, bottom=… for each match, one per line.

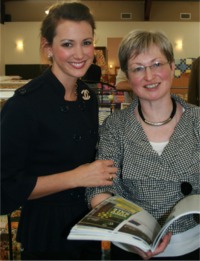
left=86, top=30, right=200, bottom=260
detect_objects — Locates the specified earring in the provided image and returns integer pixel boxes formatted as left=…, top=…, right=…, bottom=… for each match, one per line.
left=48, top=53, right=52, bottom=59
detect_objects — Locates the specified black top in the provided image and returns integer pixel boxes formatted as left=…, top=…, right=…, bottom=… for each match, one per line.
left=1, top=68, right=99, bottom=252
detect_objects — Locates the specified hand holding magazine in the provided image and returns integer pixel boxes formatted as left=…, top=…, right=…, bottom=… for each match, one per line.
left=68, top=195, right=200, bottom=254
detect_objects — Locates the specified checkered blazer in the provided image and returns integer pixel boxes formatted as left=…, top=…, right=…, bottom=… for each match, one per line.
left=86, top=94, right=200, bottom=234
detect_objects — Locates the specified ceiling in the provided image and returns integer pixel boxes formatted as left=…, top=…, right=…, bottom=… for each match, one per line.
left=2, top=0, right=200, bottom=22
left=3, top=0, right=200, bottom=1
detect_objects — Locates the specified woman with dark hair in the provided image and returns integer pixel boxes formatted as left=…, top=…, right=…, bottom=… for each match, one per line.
left=1, top=2, right=117, bottom=260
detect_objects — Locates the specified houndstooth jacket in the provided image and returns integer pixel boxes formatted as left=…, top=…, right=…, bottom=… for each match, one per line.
left=86, top=94, right=200, bottom=234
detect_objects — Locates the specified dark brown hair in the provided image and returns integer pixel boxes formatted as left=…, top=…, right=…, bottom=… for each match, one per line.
left=41, top=2, right=96, bottom=45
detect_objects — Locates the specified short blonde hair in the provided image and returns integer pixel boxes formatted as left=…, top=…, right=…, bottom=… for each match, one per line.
left=118, top=30, right=174, bottom=73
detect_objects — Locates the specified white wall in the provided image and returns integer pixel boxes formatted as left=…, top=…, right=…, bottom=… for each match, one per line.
left=0, top=24, right=5, bottom=75
left=95, top=21, right=200, bottom=59
left=4, top=22, right=42, bottom=65
left=2, top=21, right=200, bottom=75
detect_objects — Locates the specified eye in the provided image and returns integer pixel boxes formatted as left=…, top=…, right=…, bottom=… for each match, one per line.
left=152, top=62, right=162, bottom=69
left=83, top=40, right=93, bottom=46
left=133, top=66, right=145, bottom=73
left=62, top=42, right=73, bottom=48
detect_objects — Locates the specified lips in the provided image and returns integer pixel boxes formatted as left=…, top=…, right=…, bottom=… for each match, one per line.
left=144, top=83, right=159, bottom=89
left=70, top=61, right=85, bottom=69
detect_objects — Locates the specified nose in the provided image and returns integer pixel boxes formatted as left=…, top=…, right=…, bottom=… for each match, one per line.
left=144, top=66, right=153, bottom=80
left=74, top=45, right=84, bottom=59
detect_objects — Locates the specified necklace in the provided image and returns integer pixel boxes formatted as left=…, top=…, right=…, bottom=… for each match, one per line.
left=138, top=97, right=177, bottom=126
left=75, top=83, right=78, bottom=96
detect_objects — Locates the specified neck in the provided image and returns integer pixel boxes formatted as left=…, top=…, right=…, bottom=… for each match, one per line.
left=138, top=98, right=177, bottom=127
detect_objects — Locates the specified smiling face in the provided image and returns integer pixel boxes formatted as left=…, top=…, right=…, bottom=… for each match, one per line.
left=48, top=20, right=94, bottom=81
left=127, top=45, right=175, bottom=101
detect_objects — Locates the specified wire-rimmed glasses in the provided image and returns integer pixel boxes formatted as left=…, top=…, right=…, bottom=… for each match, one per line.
left=127, top=61, right=169, bottom=77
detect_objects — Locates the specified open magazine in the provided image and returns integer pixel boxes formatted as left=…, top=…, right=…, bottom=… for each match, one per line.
left=68, top=195, right=200, bottom=253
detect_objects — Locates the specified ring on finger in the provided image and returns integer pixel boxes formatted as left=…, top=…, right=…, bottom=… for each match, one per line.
left=109, top=175, right=113, bottom=181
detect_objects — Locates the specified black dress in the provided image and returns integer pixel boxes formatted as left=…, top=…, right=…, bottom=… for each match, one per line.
left=1, top=68, right=101, bottom=259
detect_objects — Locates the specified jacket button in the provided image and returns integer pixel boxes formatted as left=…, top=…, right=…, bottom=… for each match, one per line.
left=18, top=87, right=27, bottom=95
left=73, top=134, right=82, bottom=141
left=60, top=106, right=70, bottom=112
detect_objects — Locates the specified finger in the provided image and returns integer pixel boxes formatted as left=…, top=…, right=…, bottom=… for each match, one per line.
left=107, top=175, right=114, bottom=181
left=158, top=233, right=172, bottom=250
left=109, top=166, right=118, bottom=173
left=103, top=159, right=115, bottom=166
left=107, top=159, right=115, bottom=164
left=150, top=233, right=172, bottom=257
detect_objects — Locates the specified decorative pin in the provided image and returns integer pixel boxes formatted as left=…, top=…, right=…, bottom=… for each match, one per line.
left=81, top=89, right=90, bottom=100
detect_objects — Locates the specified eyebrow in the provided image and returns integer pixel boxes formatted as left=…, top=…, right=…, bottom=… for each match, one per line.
left=60, top=39, right=73, bottom=43
left=60, top=37, right=93, bottom=43
left=131, top=59, right=162, bottom=66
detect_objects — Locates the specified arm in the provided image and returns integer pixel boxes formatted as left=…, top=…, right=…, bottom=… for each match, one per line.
left=29, top=160, right=117, bottom=200
left=90, top=193, right=112, bottom=208
left=1, top=97, right=117, bottom=214
left=86, top=112, right=125, bottom=208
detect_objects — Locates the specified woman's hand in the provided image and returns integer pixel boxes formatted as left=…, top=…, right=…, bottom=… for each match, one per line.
left=74, top=159, right=118, bottom=187
left=131, top=233, right=172, bottom=260
left=29, top=159, right=117, bottom=200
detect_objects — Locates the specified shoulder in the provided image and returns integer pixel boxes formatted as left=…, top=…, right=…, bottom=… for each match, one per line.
left=189, top=106, right=200, bottom=140
left=102, top=104, right=131, bottom=129
left=188, top=104, right=200, bottom=120
left=15, top=67, right=53, bottom=96
left=174, top=94, right=200, bottom=118
left=16, top=79, right=42, bottom=96
left=183, top=103, right=200, bottom=138
left=2, top=69, right=52, bottom=114
left=15, top=68, right=51, bottom=97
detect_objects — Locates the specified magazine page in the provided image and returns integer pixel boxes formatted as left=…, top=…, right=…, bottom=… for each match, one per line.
left=156, top=224, right=200, bottom=257
left=68, top=196, right=161, bottom=251
left=152, top=194, right=200, bottom=251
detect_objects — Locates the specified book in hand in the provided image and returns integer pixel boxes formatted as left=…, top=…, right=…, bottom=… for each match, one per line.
left=68, top=194, right=200, bottom=253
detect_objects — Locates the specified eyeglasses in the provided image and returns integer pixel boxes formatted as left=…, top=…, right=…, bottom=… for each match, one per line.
left=127, top=61, right=169, bottom=77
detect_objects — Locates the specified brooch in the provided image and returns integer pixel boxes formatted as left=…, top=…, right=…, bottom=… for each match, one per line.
left=81, top=89, right=90, bottom=100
